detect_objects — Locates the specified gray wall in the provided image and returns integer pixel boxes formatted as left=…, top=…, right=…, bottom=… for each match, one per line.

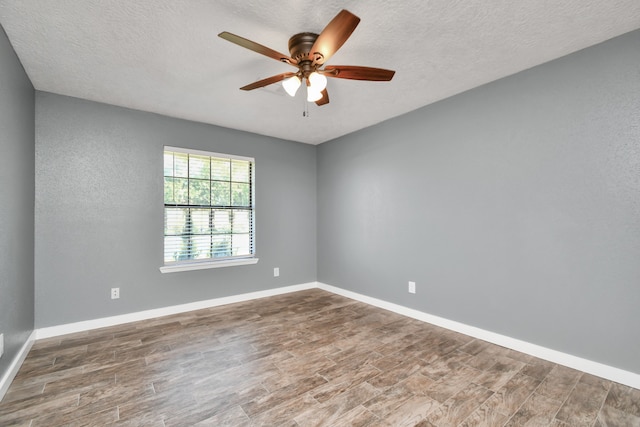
left=318, top=30, right=640, bottom=373
left=35, top=93, right=316, bottom=327
left=0, top=25, right=35, bottom=376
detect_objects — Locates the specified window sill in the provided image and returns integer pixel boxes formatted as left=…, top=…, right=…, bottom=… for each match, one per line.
left=159, top=257, right=259, bottom=273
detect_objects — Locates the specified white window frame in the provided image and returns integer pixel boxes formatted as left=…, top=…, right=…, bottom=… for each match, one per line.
left=160, top=146, right=258, bottom=273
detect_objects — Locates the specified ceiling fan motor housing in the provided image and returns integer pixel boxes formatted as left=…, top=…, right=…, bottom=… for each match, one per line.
left=288, top=32, right=320, bottom=68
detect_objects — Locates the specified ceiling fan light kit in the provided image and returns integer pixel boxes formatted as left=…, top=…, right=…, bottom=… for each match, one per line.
left=307, top=87, right=323, bottom=102
left=282, top=75, right=301, bottom=96
left=308, top=72, right=327, bottom=92
left=218, top=9, right=395, bottom=107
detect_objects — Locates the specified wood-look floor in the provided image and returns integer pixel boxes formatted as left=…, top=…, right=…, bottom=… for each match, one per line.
left=1, top=289, right=639, bottom=426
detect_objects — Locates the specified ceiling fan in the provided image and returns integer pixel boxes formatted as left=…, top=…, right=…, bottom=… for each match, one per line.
left=218, top=9, right=395, bottom=106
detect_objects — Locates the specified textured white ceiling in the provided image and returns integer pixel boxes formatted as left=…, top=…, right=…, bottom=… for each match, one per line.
left=1, top=1, right=639, bottom=144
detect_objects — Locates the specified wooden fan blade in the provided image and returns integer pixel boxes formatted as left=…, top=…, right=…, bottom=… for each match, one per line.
left=240, top=72, right=296, bottom=91
left=310, top=10, right=360, bottom=65
left=315, top=89, right=330, bottom=106
left=219, top=31, right=296, bottom=65
left=323, top=66, right=395, bottom=81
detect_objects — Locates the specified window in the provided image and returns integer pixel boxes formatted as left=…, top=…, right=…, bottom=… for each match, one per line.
left=161, top=147, right=257, bottom=272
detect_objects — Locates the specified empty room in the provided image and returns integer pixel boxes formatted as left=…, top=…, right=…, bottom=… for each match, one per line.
left=1, top=1, right=639, bottom=426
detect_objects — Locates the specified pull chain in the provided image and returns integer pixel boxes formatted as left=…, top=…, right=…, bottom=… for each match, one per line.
left=303, top=97, right=310, bottom=118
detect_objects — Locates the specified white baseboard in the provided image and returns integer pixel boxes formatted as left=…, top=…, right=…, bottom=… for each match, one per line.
left=28, top=280, right=639, bottom=391
left=36, top=282, right=317, bottom=339
left=0, top=330, right=36, bottom=402
left=316, top=282, right=640, bottom=390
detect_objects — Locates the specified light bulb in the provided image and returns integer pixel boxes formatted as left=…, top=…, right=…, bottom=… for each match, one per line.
left=308, top=72, right=327, bottom=92
left=282, top=75, right=301, bottom=97
left=307, top=87, right=323, bottom=102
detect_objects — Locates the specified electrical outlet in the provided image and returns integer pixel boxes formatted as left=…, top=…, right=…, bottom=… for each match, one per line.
left=274, top=267, right=280, bottom=277
left=408, top=281, right=416, bottom=294
left=0, top=333, right=4, bottom=358
left=111, top=287, right=120, bottom=299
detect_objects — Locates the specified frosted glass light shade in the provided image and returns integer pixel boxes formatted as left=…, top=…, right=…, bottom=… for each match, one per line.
left=308, top=72, right=327, bottom=92
left=307, top=87, right=323, bottom=102
left=282, top=76, right=301, bottom=96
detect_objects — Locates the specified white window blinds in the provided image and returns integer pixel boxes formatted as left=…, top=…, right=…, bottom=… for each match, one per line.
left=163, top=147, right=255, bottom=264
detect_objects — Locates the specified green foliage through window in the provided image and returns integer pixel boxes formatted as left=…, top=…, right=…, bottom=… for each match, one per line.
left=163, top=148, right=254, bottom=263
